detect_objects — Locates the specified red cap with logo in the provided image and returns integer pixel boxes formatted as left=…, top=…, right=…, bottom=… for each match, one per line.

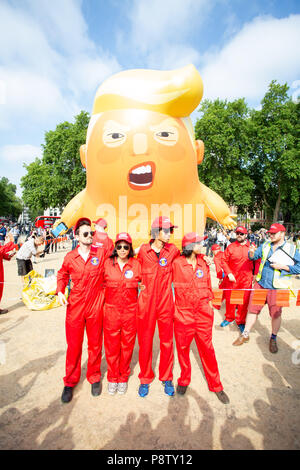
left=73, top=217, right=91, bottom=235
left=93, top=218, right=107, bottom=228
left=151, top=216, right=178, bottom=229
left=115, top=232, right=132, bottom=244
left=182, top=232, right=207, bottom=248
left=235, top=226, right=248, bottom=234
left=267, top=223, right=286, bottom=233
left=211, top=244, right=221, bottom=251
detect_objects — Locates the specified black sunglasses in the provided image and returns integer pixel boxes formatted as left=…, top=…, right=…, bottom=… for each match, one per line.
left=82, top=231, right=94, bottom=237
left=116, top=244, right=130, bottom=251
left=236, top=232, right=246, bottom=235
left=162, top=228, right=174, bottom=234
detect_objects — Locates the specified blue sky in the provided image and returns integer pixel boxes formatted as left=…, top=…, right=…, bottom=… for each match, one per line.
left=0, top=0, right=299, bottom=197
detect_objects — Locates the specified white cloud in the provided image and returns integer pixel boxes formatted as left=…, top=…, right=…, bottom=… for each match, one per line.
left=121, top=0, right=214, bottom=68
left=0, top=144, right=42, bottom=162
left=0, top=0, right=121, bottom=127
left=201, top=14, right=300, bottom=103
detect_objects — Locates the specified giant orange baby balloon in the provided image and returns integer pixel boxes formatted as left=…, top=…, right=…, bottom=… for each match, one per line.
left=53, top=64, right=236, bottom=246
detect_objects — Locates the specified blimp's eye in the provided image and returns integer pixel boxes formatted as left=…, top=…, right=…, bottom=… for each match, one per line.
left=154, top=128, right=178, bottom=146
left=157, top=131, right=173, bottom=138
left=103, top=131, right=127, bottom=147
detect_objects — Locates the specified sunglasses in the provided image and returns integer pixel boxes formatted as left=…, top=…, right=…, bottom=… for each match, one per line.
left=162, top=228, right=174, bottom=234
left=116, top=244, right=130, bottom=251
left=82, top=231, right=94, bottom=237
left=236, top=232, right=246, bottom=235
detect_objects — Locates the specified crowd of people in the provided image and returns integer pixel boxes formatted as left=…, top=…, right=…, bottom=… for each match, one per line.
left=0, top=217, right=300, bottom=406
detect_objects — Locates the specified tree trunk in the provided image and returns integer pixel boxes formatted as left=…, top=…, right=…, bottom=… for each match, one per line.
left=273, top=184, right=281, bottom=222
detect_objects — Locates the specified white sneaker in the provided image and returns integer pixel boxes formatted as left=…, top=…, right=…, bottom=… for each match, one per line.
left=117, top=382, right=128, bottom=395
left=107, top=382, right=118, bottom=395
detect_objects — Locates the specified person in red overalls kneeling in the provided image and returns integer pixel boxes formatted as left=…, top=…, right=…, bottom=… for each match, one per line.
left=137, top=216, right=180, bottom=398
left=57, top=218, right=109, bottom=403
left=172, top=233, right=229, bottom=404
left=103, top=233, right=141, bottom=396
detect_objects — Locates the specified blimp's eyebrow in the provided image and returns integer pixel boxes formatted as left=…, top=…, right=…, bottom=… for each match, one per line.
left=149, top=118, right=179, bottom=132
left=103, top=120, right=130, bottom=132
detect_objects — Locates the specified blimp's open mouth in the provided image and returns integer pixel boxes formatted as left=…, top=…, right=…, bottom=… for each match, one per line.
left=128, top=161, right=156, bottom=190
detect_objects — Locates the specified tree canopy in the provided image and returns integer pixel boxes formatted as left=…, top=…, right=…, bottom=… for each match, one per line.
left=21, top=111, right=89, bottom=212
left=195, top=81, right=300, bottom=225
left=0, top=177, right=23, bottom=219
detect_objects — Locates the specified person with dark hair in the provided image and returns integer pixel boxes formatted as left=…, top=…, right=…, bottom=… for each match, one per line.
left=172, top=233, right=229, bottom=404
left=57, top=217, right=109, bottom=403
left=103, top=232, right=141, bottom=396
left=137, top=216, right=180, bottom=397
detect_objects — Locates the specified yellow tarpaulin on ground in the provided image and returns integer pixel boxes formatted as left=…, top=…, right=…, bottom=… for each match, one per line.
left=22, top=270, right=68, bottom=311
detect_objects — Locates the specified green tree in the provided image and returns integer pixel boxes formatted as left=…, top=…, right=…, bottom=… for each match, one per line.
left=249, top=81, right=300, bottom=224
left=21, top=111, right=89, bottom=212
left=0, top=177, right=23, bottom=219
left=195, top=98, right=255, bottom=217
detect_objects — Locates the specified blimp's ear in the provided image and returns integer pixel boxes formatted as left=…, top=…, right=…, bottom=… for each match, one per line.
left=80, top=144, right=87, bottom=168
left=195, top=140, right=204, bottom=164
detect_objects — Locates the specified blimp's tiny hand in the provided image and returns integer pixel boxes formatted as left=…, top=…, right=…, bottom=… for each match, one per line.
left=221, top=214, right=237, bottom=229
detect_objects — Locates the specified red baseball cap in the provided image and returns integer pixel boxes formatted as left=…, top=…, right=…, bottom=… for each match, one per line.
left=211, top=244, right=221, bottom=251
left=93, top=218, right=107, bottom=228
left=267, top=223, right=286, bottom=233
left=182, top=232, right=207, bottom=248
left=73, top=217, right=91, bottom=234
left=235, top=226, right=248, bottom=234
left=151, top=216, right=178, bottom=229
left=115, top=232, right=132, bottom=244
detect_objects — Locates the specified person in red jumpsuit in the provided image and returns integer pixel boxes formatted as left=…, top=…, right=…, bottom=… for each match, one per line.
left=92, top=218, right=114, bottom=255
left=103, top=232, right=141, bottom=395
left=137, top=216, right=180, bottom=397
left=220, top=226, right=255, bottom=333
left=211, top=243, right=227, bottom=310
left=172, top=233, right=229, bottom=404
left=0, top=233, right=16, bottom=315
left=57, top=218, right=109, bottom=403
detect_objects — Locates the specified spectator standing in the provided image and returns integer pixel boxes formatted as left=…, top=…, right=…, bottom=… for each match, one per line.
left=233, top=223, right=300, bottom=352
left=0, top=223, right=7, bottom=246
left=0, top=233, right=16, bottom=315
left=206, top=227, right=217, bottom=256
left=220, top=226, right=256, bottom=333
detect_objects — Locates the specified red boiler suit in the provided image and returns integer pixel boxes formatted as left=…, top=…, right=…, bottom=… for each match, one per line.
left=0, top=242, right=14, bottom=304
left=172, top=255, right=223, bottom=392
left=92, top=231, right=114, bottom=255
left=212, top=251, right=226, bottom=310
left=103, top=257, right=141, bottom=383
left=221, top=241, right=254, bottom=325
left=137, top=242, right=180, bottom=384
left=56, top=246, right=107, bottom=387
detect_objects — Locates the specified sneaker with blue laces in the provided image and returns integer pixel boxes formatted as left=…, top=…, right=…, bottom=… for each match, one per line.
left=237, top=323, right=245, bottom=334
left=138, top=383, right=149, bottom=397
left=162, top=381, right=175, bottom=396
left=220, top=320, right=234, bottom=327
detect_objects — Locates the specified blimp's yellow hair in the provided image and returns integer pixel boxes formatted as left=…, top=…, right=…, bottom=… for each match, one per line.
left=92, top=64, right=203, bottom=118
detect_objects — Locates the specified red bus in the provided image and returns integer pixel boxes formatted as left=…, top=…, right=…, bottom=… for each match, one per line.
left=34, top=216, right=60, bottom=230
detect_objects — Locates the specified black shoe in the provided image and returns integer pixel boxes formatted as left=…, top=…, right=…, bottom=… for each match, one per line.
left=215, top=390, right=230, bottom=404
left=61, top=386, right=73, bottom=403
left=91, top=381, right=102, bottom=396
left=176, top=385, right=188, bottom=395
